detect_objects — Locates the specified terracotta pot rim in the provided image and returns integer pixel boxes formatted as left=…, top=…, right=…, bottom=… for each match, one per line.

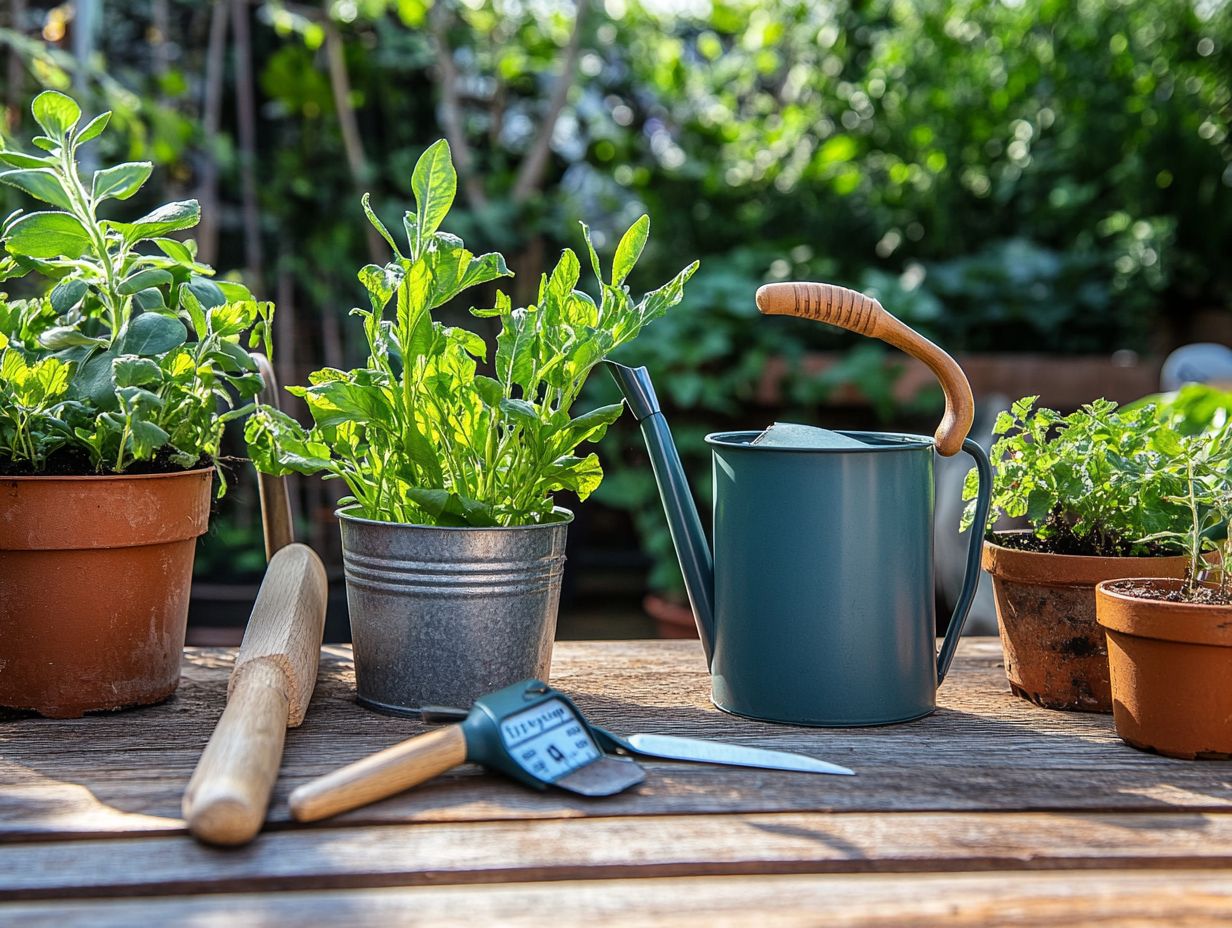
left=0, top=467, right=213, bottom=551
left=983, top=531, right=1187, bottom=587
left=0, top=465, right=215, bottom=483
left=1096, top=578, right=1232, bottom=647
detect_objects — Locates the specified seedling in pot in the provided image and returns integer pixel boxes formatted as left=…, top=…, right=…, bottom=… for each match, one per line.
left=962, top=396, right=1191, bottom=557
left=0, top=91, right=273, bottom=486
left=245, top=139, right=698, bottom=526
left=1120, top=421, right=1232, bottom=603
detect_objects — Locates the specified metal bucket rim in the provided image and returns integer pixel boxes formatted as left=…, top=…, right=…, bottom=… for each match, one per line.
left=336, top=504, right=575, bottom=531
left=706, top=429, right=934, bottom=453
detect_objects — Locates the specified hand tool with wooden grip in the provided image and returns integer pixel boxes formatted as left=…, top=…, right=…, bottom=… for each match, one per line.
left=288, top=679, right=853, bottom=823
left=182, top=355, right=329, bottom=846
left=755, top=281, right=974, bottom=456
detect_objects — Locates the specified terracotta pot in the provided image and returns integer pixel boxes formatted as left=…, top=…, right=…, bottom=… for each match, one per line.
left=982, top=533, right=1187, bottom=712
left=1096, top=579, right=1232, bottom=759
left=0, top=469, right=213, bottom=717
left=643, top=593, right=700, bottom=639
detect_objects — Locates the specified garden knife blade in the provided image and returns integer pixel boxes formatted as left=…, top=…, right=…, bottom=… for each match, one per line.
left=600, top=729, right=855, bottom=776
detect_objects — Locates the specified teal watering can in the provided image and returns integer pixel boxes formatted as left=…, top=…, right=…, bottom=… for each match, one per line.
left=608, top=282, right=993, bottom=727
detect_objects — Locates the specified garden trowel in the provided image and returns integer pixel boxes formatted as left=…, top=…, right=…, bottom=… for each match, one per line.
left=182, top=355, right=329, bottom=846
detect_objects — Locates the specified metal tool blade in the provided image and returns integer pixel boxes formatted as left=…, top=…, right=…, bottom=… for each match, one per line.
left=624, top=733, right=855, bottom=776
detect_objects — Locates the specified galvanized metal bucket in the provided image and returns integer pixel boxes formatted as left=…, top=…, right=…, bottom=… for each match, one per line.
left=338, top=506, right=572, bottom=716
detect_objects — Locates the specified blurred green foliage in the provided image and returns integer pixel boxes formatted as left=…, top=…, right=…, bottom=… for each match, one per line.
left=4, top=0, right=1229, bottom=592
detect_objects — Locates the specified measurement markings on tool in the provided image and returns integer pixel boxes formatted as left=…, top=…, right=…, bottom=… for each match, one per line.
left=499, top=698, right=602, bottom=782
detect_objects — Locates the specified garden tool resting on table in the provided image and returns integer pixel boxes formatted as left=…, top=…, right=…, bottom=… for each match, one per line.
left=289, top=678, right=854, bottom=822
left=182, top=355, right=329, bottom=847
left=606, top=281, right=994, bottom=728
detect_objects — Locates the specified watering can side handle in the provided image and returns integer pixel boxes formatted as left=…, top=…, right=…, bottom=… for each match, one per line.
left=755, top=282, right=975, bottom=457
left=935, top=438, right=994, bottom=684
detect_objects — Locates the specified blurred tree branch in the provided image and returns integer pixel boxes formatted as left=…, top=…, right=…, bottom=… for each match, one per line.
left=429, top=0, right=489, bottom=210
left=511, top=0, right=587, bottom=205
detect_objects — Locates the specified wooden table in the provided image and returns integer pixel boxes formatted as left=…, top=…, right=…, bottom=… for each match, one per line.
left=3, top=638, right=1232, bottom=925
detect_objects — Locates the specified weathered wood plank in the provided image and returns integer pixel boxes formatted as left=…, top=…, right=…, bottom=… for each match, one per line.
left=5, top=870, right=1232, bottom=927
left=2, top=810, right=1232, bottom=900
left=3, top=640, right=1231, bottom=842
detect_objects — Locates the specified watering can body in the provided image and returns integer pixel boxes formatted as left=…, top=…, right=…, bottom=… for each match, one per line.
left=708, top=430, right=977, bottom=726
left=606, top=281, right=992, bottom=728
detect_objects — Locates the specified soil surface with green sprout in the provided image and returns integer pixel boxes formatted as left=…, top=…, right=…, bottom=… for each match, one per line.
left=1105, top=578, right=1232, bottom=606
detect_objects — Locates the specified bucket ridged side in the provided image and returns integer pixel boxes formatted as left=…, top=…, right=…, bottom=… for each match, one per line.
left=338, top=507, right=572, bottom=714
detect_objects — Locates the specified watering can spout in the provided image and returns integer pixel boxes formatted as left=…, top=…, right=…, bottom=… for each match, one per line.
left=605, top=362, right=716, bottom=662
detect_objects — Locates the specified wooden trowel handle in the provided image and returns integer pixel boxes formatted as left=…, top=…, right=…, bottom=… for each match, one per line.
left=183, top=543, right=328, bottom=846
left=183, top=663, right=290, bottom=846
left=289, top=725, right=468, bottom=823
left=755, top=282, right=974, bottom=456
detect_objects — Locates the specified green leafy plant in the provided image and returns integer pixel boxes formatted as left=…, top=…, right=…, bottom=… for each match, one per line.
left=1134, top=424, right=1232, bottom=599
left=245, top=140, right=697, bottom=526
left=961, top=396, right=1191, bottom=557
left=0, top=91, right=273, bottom=485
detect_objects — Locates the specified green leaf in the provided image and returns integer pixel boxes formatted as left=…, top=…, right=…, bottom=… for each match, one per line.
left=0, top=150, right=53, bottom=169
left=180, top=288, right=208, bottom=340
left=76, top=111, right=112, bottom=145
left=49, top=277, right=88, bottom=313
left=113, top=356, right=163, bottom=387
left=410, top=139, right=456, bottom=250
left=112, top=200, right=201, bottom=243
left=473, top=375, right=504, bottom=406
left=361, top=192, right=402, bottom=258
left=579, top=221, right=603, bottom=282
left=495, top=308, right=538, bottom=390
left=133, top=287, right=168, bottom=311
left=92, top=162, right=152, bottom=201
left=0, top=168, right=73, bottom=209
left=123, top=313, right=187, bottom=356
left=185, top=275, right=226, bottom=310
left=2, top=211, right=92, bottom=259
left=38, top=326, right=106, bottom=350
left=216, top=280, right=254, bottom=303
left=359, top=262, right=401, bottom=311
left=499, top=397, right=540, bottom=428
left=75, top=350, right=119, bottom=409
left=542, top=453, right=605, bottom=500
left=118, top=268, right=174, bottom=295
left=564, top=403, right=625, bottom=446
left=546, top=249, right=581, bottom=305
left=129, top=418, right=170, bottom=458
left=31, top=91, right=80, bottom=140
left=611, top=214, right=649, bottom=286
left=152, top=236, right=196, bottom=265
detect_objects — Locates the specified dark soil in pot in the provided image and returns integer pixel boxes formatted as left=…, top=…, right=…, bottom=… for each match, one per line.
left=0, top=468, right=213, bottom=718
left=983, top=532, right=1187, bottom=713
left=1097, top=578, right=1232, bottom=760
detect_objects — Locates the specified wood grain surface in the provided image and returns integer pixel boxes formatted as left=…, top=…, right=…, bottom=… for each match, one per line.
left=7, top=871, right=1232, bottom=927
left=3, top=639, right=1230, bottom=924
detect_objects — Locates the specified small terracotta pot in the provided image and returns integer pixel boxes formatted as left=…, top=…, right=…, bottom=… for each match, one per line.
left=0, top=469, right=213, bottom=717
left=983, top=533, right=1187, bottom=712
left=1096, top=579, right=1232, bottom=760
left=643, top=593, right=700, bottom=639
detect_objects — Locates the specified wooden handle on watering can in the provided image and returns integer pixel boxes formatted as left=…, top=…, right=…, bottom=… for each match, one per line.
left=183, top=543, right=328, bottom=845
left=289, top=725, right=469, bottom=822
left=755, top=282, right=974, bottom=456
